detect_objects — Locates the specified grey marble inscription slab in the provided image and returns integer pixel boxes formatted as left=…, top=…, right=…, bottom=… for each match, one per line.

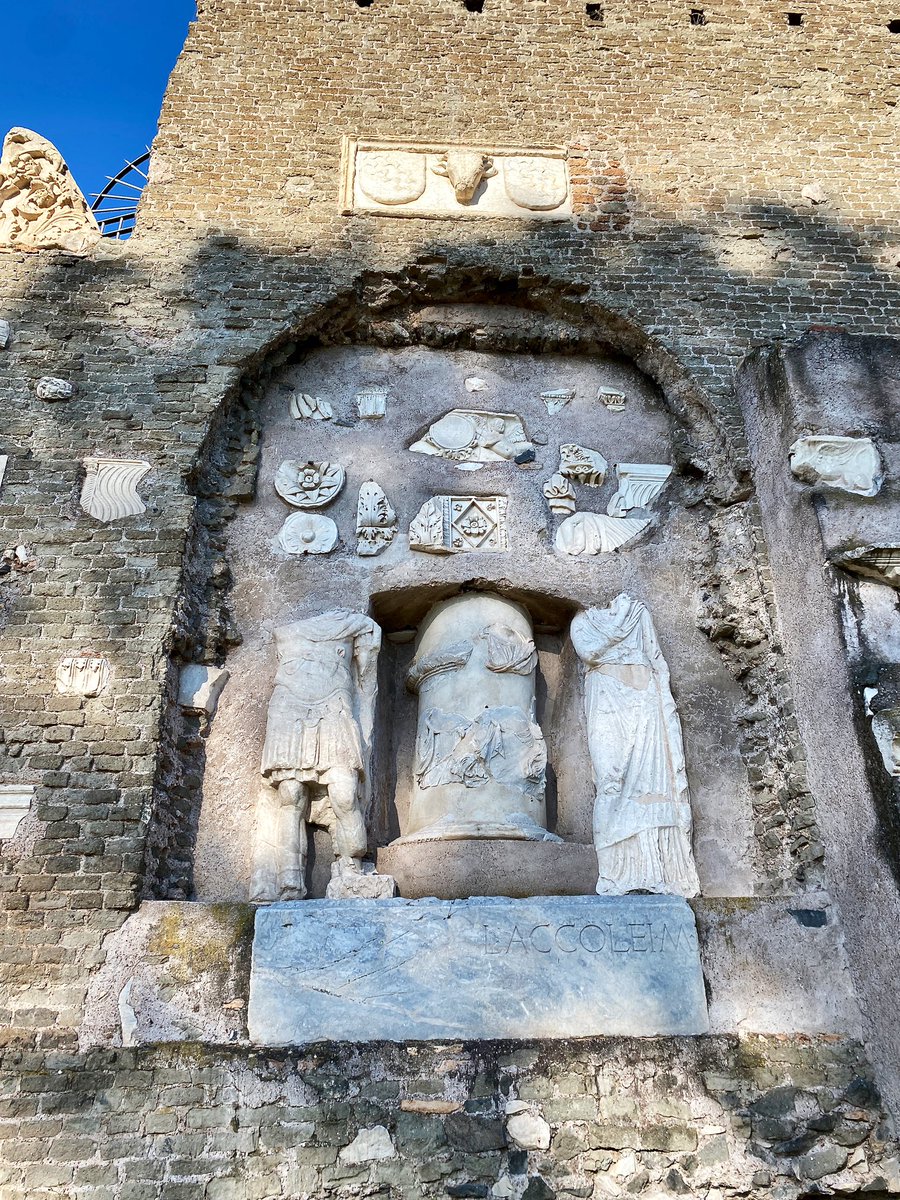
left=248, top=895, right=708, bottom=1044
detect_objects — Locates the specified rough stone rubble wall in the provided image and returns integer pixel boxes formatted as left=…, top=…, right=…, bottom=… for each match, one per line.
left=0, top=0, right=898, bottom=1194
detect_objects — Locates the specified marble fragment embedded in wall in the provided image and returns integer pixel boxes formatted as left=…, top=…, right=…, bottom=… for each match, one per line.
left=608, top=463, right=672, bottom=516
left=342, top=138, right=572, bottom=219
left=0, top=785, right=34, bottom=839
left=559, top=444, right=608, bottom=486
left=571, top=594, right=700, bottom=897
left=871, top=706, right=900, bottom=779
left=56, top=652, right=111, bottom=698
left=275, top=512, right=338, bottom=555
left=356, top=387, right=389, bottom=419
left=290, top=392, right=332, bottom=421
left=0, top=456, right=8, bottom=496
left=789, top=435, right=883, bottom=497
left=397, top=594, right=553, bottom=843
left=0, top=320, right=9, bottom=349
left=834, top=546, right=900, bottom=590
left=0, top=127, right=100, bottom=254
left=274, top=460, right=345, bottom=508
left=178, top=665, right=230, bottom=718
left=556, top=512, right=649, bottom=555
left=36, top=376, right=75, bottom=401
left=540, top=388, right=574, bottom=415
left=599, top=386, right=627, bottom=412
left=543, top=473, right=576, bottom=514
left=80, top=457, right=151, bottom=522
left=410, top=410, right=532, bottom=464
left=356, top=481, right=397, bottom=556
left=409, top=495, right=509, bottom=554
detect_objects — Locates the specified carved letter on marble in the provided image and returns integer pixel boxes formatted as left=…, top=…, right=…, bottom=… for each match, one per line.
left=558, top=444, right=608, bottom=487
left=607, top=464, right=673, bottom=517
left=789, top=435, right=883, bottom=497
left=397, top=594, right=554, bottom=844
left=0, top=784, right=34, bottom=839
left=56, top=653, right=111, bottom=698
left=341, top=138, right=572, bottom=220
left=0, top=128, right=101, bottom=255
left=275, top=512, right=338, bottom=556
left=274, top=460, right=345, bottom=508
left=80, top=458, right=151, bottom=522
left=555, top=512, right=649, bottom=555
left=249, top=611, right=383, bottom=902
left=571, top=595, right=700, bottom=898
left=356, top=481, right=397, bottom=557
left=409, top=495, right=509, bottom=554
left=410, top=411, right=532, bottom=464
left=290, top=392, right=333, bottom=421
left=36, top=377, right=75, bottom=401
left=543, top=473, right=576, bottom=515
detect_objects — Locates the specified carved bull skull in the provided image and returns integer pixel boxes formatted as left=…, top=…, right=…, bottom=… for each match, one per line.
left=432, top=151, right=497, bottom=204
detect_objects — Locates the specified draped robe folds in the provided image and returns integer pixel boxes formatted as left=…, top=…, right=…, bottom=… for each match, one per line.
left=570, top=595, right=700, bottom=897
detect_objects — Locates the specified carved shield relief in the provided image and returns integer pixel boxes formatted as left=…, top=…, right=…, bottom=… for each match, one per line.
left=357, top=151, right=427, bottom=206
left=503, top=157, right=569, bottom=212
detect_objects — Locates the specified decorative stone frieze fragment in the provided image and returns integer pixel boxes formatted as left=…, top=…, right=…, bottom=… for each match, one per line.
left=36, top=376, right=75, bottom=401
left=56, top=652, right=111, bottom=698
left=540, top=388, right=574, bottom=415
left=0, top=784, right=34, bottom=839
left=0, top=319, right=9, bottom=349
left=558, top=444, right=608, bottom=486
left=0, top=455, right=8, bottom=495
left=80, top=457, right=151, bottom=522
left=275, top=512, right=338, bottom=556
left=289, top=392, right=332, bottom=421
left=274, top=460, right=345, bottom=508
left=341, top=138, right=572, bottom=220
left=789, top=435, right=883, bottom=497
left=543, top=473, right=576, bottom=514
left=356, top=387, right=389, bottom=419
left=410, top=410, right=532, bottom=464
left=833, top=546, right=900, bottom=590
left=356, top=481, right=397, bottom=556
left=556, top=512, right=649, bottom=555
left=409, top=495, right=509, bottom=554
left=599, top=386, right=627, bottom=412
left=608, top=463, right=673, bottom=516
left=0, top=127, right=101, bottom=254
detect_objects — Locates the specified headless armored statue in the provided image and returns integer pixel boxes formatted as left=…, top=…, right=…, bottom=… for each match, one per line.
left=249, top=610, right=381, bottom=901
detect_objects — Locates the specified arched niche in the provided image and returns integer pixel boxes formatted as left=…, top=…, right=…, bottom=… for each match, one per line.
left=146, top=290, right=760, bottom=904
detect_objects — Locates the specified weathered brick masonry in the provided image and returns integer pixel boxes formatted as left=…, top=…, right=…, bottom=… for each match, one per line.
left=1, top=0, right=899, bottom=1195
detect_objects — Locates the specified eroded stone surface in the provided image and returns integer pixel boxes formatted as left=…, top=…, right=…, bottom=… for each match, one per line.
left=248, top=894, right=709, bottom=1043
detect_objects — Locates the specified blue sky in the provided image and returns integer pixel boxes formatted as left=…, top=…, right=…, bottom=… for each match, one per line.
left=1, top=2, right=196, bottom=204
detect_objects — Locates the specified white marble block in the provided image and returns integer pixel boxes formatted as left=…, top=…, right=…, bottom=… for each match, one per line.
left=248, top=894, right=709, bottom=1044
left=0, top=785, right=35, bottom=839
left=789, top=435, right=883, bottom=497
left=178, top=665, right=230, bottom=718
